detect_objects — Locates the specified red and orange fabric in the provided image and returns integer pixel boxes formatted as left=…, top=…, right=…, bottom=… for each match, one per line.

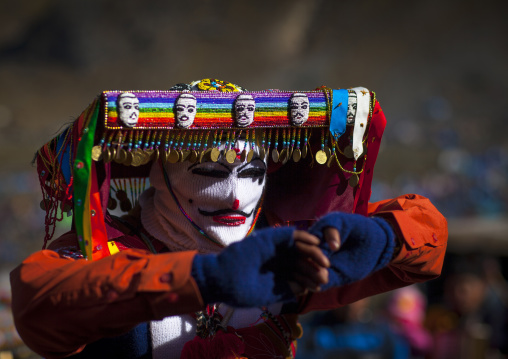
left=10, top=194, right=446, bottom=359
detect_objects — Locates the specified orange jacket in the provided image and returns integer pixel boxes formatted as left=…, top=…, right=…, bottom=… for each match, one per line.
left=10, top=194, right=447, bottom=358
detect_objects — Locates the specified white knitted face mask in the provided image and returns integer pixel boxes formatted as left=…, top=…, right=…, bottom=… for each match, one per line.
left=164, top=153, right=266, bottom=246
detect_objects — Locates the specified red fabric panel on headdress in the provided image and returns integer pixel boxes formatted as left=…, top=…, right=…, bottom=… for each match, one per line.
left=264, top=157, right=355, bottom=225
left=264, top=99, right=386, bottom=225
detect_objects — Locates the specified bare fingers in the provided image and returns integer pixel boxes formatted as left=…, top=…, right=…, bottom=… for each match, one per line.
left=323, top=227, right=341, bottom=252
left=292, top=230, right=320, bottom=245
left=292, top=259, right=329, bottom=291
left=293, top=230, right=329, bottom=267
left=291, top=230, right=331, bottom=294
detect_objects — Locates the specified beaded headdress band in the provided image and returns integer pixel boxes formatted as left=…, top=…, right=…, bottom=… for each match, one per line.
left=35, top=79, right=386, bottom=260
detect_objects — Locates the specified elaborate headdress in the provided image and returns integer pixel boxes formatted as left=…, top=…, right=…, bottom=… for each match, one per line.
left=35, top=79, right=386, bottom=260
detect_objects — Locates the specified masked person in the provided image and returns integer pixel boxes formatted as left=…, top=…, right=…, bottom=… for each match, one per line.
left=10, top=79, right=447, bottom=359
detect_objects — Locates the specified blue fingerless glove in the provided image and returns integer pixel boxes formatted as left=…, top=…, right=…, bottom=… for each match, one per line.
left=309, top=212, right=397, bottom=290
left=191, top=226, right=297, bottom=308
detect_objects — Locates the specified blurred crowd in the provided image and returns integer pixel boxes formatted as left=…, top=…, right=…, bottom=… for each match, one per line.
left=371, top=94, right=508, bottom=220
left=372, top=144, right=508, bottom=220
left=298, top=253, right=508, bottom=359
left=0, top=285, right=37, bottom=359
left=0, top=170, right=68, bottom=359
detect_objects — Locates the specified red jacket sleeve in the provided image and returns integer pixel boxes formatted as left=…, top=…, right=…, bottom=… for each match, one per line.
left=297, top=194, right=448, bottom=314
left=10, top=233, right=204, bottom=359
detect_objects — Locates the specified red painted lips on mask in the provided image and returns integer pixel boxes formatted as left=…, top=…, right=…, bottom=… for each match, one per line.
left=212, top=215, right=247, bottom=226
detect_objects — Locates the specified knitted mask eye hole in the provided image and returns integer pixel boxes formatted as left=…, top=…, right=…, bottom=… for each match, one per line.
left=191, top=167, right=230, bottom=179
left=237, top=167, right=266, bottom=179
left=237, top=158, right=266, bottom=180
left=117, top=92, right=140, bottom=128
left=190, top=160, right=232, bottom=179
left=189, top=159, right=266, bottom=180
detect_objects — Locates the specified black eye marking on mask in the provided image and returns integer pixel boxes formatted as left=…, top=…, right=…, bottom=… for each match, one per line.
left=188, top=161, right=232, bottom=178
left=237, top=158, right=266, bottom=178
left=238, top=158, right=266, bottom=179
left=238, top=167, right=266, bottom=178
left=191, top=167, right=230, bottom=178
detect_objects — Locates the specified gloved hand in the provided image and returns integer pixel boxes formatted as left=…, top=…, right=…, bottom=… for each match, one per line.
left=308, top=212, right=397, bottom=290
left=192, top=226, right=329, bottom=308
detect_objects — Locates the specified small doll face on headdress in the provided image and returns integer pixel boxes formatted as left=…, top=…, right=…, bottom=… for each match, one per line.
left=117, top=92, right=140, bottom=128
left=174, top=93, right=197, bottom=129
left=234, top=94, right=256, bottom=127
left=166, top=141, right=266, bottom=246
left=289, top=93, right=309, bottom=126
left=347, top=91, right=357, bottom=124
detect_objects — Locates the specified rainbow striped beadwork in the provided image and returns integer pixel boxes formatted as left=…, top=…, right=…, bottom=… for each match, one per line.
left=104, top=90, right=328, bottom=129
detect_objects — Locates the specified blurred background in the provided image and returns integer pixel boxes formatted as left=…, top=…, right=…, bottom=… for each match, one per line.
left=0, top=0, right=507, bottom=357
